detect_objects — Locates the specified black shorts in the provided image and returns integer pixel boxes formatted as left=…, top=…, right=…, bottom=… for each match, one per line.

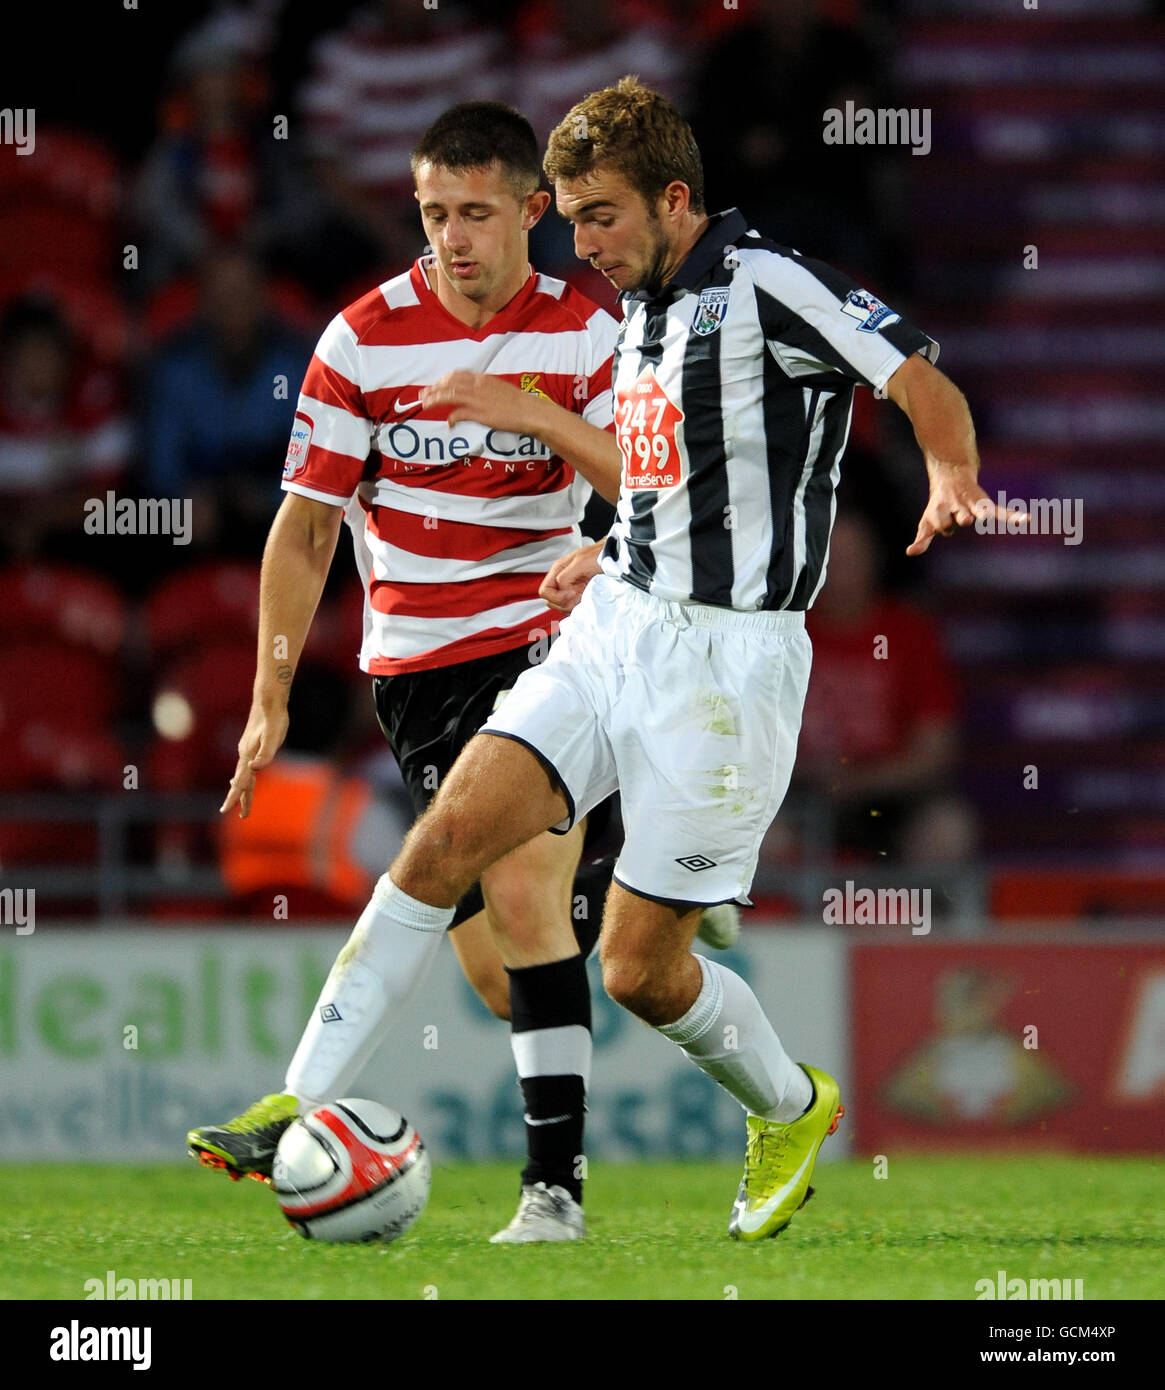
left=372, top=640, right=611, bottom=927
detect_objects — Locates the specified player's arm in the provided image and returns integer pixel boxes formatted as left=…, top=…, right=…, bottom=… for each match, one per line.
left=885, top=353, right=1027, bottom=555
left=220, top=492, right=344, bottom=818
left=540, top=539, right=605, bottom=612
left=420, top=371, right=622, bottom=503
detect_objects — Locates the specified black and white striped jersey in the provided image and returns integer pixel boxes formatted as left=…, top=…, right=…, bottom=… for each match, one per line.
left=600, top=209, right=939, bottom=611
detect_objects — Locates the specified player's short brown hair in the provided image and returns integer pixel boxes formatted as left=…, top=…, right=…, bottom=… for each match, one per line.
left=543, top=76, right=705, bottom=214
left=411, top=101, right=541, bottom=199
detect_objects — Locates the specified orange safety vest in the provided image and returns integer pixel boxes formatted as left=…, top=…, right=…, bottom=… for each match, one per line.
left=219, top=758, right=373, bottom=907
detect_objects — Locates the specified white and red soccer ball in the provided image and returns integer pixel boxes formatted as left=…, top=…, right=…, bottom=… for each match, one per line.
left=272, top=1099, right=430, bottom=1243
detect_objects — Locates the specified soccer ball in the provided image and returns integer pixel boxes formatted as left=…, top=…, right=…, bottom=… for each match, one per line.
left=271, top=1098, right=430, bottom=1243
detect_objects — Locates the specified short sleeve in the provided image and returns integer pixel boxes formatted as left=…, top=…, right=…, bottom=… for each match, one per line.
left=745, top=246, right=939, bottom=395
left=281, top=312, right=374, bottom=506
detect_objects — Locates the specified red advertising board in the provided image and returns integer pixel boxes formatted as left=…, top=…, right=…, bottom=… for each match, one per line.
left=850, top=942, right=1165, bottom=1152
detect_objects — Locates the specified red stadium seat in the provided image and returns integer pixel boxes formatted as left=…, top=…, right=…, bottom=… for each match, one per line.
left=0, top=721, right=126, bottom=868
left=0, top=641, right=118, bottom=735
left=0, top=271, right=129, bottom=365
left=0, top=128, right=118, bottom=218
left=0, top=564, right=125, bottom=657
left=146, top=640, right=256, bottom=791
left=143, top=563, right=261, bottom=667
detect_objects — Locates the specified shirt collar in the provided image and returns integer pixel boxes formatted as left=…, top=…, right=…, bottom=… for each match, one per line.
left=622, top=208, right=750, bottom=304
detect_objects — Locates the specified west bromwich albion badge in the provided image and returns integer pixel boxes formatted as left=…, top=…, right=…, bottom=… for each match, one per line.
left=692, top=287, right=730, bottom=336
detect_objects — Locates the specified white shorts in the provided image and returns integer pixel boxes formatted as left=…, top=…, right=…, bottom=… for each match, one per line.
left=481, top=574, right=812, bottom=906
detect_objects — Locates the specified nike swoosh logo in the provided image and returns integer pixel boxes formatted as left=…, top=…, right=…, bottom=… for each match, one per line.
left=734, top=1147, right=816, bottom=1235
left=523, top=1113, right=572, bottom=1127
left=394, top=398, right=423, bottom=414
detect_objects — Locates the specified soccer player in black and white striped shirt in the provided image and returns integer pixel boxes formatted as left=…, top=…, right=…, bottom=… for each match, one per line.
left=398, top=78, right=1025, bottom=1240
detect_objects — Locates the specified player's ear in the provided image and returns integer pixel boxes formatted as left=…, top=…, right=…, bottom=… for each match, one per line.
left=662, top=180, right=691, bottom=222
left=523, top=189, right=552, bottom=230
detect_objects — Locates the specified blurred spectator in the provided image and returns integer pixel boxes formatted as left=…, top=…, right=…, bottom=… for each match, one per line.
left=689, top=0, right=904, bottom=282
left=514, top=0, right=689, bottom=281
left=295, top=0, right=502, bottom=285
left=141, top=247, right=312, bottom=559
left=793, top=512, right=977, bottom=865
left=513, top=0, right=687, bottom=145
left=130, top=17, right=291, bottom=294
left=218, top=665, right=410, bottom=917
left=0, top=296, right=130, bottom=562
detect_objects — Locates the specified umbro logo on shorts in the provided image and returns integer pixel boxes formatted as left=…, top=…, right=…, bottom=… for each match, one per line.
left=676, top=854, right=718, bottom=872
left=319, top=1003, right=343, bottom=1023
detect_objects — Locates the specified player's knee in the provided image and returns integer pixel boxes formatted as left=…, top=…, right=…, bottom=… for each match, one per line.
left=473, top=977, right=510, bottom=1021
left=602, top=953, right=667, bottom=1024
left=484, top=860, right=572, bottom=952
left=397, top=806, right=485, bottom=897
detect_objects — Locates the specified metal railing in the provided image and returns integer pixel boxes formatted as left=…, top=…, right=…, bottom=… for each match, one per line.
left=1, top=789, right=990, bottom=932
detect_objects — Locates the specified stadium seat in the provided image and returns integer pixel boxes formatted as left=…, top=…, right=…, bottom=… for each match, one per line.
left=145, top=640, right=256, bottom=791
left=0, top=129, right=118, bottom=288
left=0, top=721, right=125, bottom=869
left=143, top=563, right=261, bottom=667
left=0, top=271, right=130, bottom=365
left=0, top=641, right=119, bottom=734
left=0, top=563, right=126, bottom=656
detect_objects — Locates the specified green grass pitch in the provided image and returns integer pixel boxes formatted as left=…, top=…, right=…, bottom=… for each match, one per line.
left=4, top=1157, right=1162, bottom=1301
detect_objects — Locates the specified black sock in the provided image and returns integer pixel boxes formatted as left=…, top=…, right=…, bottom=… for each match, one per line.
left=570, top=853, right=615, bottom=959
left=508, top=954, right=591, bottom=1205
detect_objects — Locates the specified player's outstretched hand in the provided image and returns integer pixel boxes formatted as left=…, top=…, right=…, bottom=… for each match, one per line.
left=906, top=462, right=1029, bottom=556
left=220, top=702, right=289, bottom=818
left=541, top=541, right=604, bottom=613
left=420, top=371, right=536, bottom=432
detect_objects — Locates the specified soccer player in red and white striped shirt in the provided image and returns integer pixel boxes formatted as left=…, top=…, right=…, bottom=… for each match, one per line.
left=188, top=103, right=622, bottom=1242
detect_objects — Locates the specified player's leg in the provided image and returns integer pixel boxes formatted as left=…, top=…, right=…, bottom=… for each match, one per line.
left=476, top=821, right=590, bottom=1241
left=602, top=588, right=842, bottom=1238
left=447, top=910, right=509, bottom=1019
left=449, top=807, right=609, bottom=1020
left=600, top=880, right=841, bottom=1240
left=282, top=731, right=568, bottom=1107
left=187, top=732, right=566, bottom=1179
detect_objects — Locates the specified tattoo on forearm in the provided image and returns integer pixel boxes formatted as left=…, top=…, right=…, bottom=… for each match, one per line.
left=276, top=665, right=293, bottom=685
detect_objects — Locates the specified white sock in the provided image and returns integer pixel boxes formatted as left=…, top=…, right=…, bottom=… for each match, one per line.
left=656, top=956, right=812, bottom=1122
left=283, top=874, right=452, bottom=1110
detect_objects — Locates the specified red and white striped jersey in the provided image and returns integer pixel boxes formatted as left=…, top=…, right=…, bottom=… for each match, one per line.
left=281, top=256, right=618, bottom=674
